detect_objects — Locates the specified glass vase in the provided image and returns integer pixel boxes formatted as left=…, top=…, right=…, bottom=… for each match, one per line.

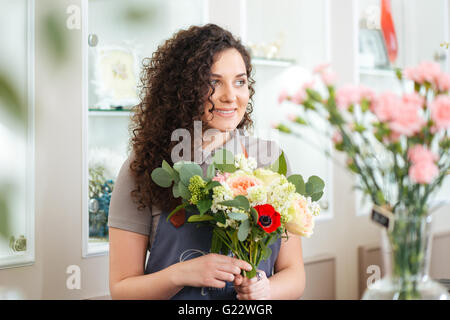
left=362, top=207, right=449, bottom=300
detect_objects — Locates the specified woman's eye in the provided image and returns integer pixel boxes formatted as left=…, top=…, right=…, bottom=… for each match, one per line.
left=210, top=79, right=219, bottom=86
left=236, top=79, right=246, bottom=86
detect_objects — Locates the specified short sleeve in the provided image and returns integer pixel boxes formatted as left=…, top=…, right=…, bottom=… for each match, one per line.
left=107, top=155, right=152, bottom=236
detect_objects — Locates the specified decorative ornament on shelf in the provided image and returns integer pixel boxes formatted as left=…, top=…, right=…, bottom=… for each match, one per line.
left=92, top=46, right=140, bottom=110
left=380, top=0, right=398, bottom=64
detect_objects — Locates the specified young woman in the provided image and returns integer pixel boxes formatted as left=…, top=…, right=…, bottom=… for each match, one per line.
left=108, top=24, right=305, bottom=300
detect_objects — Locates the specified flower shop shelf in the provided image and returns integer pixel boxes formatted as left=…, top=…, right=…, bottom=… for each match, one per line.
left=88, top=109, right=133, bottom=117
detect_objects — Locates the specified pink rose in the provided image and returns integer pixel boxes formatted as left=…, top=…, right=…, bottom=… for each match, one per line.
left=408, top=161, right=439, bottom=184
left=286, top=196, right=314, bottom=237
left=226, top=175, right=262, bottom=197
left=431, top=95, right=450, bottom=130
left=407, top=145, right=438, bottom=164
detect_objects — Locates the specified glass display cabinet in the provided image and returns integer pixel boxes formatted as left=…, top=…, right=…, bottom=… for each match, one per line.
left=0, top=0, right=35, bottom=269
left=82, top=0, right=207, bottom=256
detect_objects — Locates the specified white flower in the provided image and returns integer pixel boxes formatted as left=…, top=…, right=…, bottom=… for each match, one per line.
left=234, top=154, right=257, bottom=172
left=211, top=184, right=234, bottom=213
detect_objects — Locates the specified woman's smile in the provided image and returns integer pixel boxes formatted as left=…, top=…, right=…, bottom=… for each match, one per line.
left=213, top=107, right=238, bottom=118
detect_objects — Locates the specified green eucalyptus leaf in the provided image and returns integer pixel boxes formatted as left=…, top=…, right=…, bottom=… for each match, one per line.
left=207, top=163, right=216, bottom=180
left=151, top=167, right=173, bottom=188
left=237, top=219, right=251, bottom=241
left=215, top=163, right=237, bottom=173
left=287, top=174, right=306, bottom=195
left=311, top=191, right=324, bottom=202
left=172, top=183, right=180, bottom=198
left=179, top=163, right=203, bottom=185
left=305, top=176, right=325, bottom=196
left=178, top=182, right=191, bottom=200
left=250, top=207, right=259, bottom=224
left=218, top=195, right=249, bottom=211
left=227, top=212, right=248, bottom=221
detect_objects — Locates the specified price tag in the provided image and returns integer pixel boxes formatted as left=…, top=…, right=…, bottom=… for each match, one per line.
left=371, top=205, right=395, bottom=232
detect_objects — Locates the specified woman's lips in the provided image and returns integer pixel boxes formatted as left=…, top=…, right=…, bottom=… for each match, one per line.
left=213, top=108, right=237, bottom=118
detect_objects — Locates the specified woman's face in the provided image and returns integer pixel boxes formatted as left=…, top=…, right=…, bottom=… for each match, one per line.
left=202, top=48, right=249, bottom=132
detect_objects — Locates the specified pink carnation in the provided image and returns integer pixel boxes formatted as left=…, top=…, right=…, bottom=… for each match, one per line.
left=404, top=61, right=442, bottom=85
left=359, top=85, right=376, bottom=102
left=278, top=89, right=289, bottom=105
left=335, top=85, right=361, bottom=110
left=321, top=71, right=337, bottom=86
left=389, top=101, right=425, bottom=136
left=407, top=145, right=438, bottom=164
left=313, top=63, right=331, bottom=74
left=436, top=72, right=450, bottom=92
left=332, top=131, right=343, bottom=144
left=409, top=161, right=439, bottom=184
left=212, top=172, right=230, bottom=184
left=431, top=95, right=450, bottom=130
left=291, top=88, right=307, bottom=104
left=371, top=92, right=401, bottom=122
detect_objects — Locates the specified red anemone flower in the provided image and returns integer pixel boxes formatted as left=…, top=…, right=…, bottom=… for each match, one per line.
left=254, top=204, right=281, bottom=233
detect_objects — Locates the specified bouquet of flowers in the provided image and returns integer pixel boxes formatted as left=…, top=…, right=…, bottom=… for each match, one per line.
left=151, top=148, right=324, bottom=278
left=277, top=61, right=450, bottom=299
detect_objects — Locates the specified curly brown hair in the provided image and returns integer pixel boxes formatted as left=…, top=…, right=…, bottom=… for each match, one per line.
left=129, top=24, right=255, bottom=213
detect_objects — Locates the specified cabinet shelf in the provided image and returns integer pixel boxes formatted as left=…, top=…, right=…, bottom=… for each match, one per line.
left=88, top=108, right=133, bottom=117
left=252, top=57, right=295, bottom=67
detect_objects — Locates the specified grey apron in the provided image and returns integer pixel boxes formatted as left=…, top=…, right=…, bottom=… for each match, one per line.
left=144, top=209, right=281, bottom=300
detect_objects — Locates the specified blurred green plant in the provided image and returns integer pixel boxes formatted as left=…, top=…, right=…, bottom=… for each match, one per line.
left=122, top=4, right=157, bottom=24
left=0, top=187, right=11, bottom=241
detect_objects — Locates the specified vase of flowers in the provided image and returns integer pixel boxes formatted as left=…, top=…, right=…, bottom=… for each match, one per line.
left=277, top=61, right=450, bottom=299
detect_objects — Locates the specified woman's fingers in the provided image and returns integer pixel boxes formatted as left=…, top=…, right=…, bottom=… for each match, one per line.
left=233, top=274, right=244, bottom=287
left=214, top=270, right=236, bottom=283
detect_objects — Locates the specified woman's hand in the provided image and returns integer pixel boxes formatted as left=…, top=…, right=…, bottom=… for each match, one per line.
left=173, top=253, right=253, bottom=289
left=233, top=270, right=271, bottom=300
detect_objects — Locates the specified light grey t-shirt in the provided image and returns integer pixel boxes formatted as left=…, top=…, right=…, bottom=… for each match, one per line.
left=107, top=129, right=292, bottom=251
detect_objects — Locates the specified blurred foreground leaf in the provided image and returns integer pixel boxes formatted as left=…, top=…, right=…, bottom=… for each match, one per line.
left=0, top=72, right=26, bottom=125
left=0, top=191, right=11, bottom=240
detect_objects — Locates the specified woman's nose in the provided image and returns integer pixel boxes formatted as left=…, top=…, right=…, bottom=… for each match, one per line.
left=220, top=83, right=237, bottom=102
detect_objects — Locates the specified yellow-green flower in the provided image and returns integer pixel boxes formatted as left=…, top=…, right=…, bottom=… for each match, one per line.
left=188, top=175, right=208, bottom=205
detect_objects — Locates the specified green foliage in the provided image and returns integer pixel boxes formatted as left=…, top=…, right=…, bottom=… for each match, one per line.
left=268, top=151, right=287, bottom=176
